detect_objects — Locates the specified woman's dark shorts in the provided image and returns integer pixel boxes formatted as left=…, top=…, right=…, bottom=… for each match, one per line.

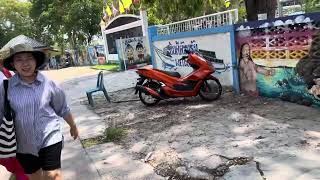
left=16, top=141, right=62, bottom=174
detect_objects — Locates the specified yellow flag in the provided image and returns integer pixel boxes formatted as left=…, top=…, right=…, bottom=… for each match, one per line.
left=119, top=0, right=125, bottom=14
left=106, top=5, right=112, bottom=16
left=225, top=0, right=231, bottom=8
left=122, top=0, right=132, bottom=9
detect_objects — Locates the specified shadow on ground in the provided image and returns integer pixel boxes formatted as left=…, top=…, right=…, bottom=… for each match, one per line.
left=80, top=88, right=320, bottom=180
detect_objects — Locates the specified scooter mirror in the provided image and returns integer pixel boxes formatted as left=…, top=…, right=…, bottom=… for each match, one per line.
left=179, top=56, right=188, bottom=60
left=185, top=49, right=191, bottom=54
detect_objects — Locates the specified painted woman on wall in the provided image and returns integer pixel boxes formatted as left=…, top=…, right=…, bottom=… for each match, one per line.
left=239, top=43, right=275, bottom=96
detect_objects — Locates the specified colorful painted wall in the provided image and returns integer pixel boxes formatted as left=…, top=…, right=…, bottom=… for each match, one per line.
left=116, top=36, right=151, bottom=70
left=149, top=26, right=237, bottom=88
left=235, top=12, right=320, bottom=106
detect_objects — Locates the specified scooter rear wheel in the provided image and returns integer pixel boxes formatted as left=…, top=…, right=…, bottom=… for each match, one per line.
left=199, top=79, right=222, bottom=101
left=139, top=81, right=161, bottom=106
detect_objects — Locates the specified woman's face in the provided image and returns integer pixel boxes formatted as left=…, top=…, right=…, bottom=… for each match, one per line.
left=12, top=52, right=36, bottom=77
left=241, top=44, right=250, bottom=59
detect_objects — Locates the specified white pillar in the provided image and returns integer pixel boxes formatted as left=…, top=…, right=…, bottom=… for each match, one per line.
left=277, top=0, right=283, bottom=18
left=140, top=9, right=150, bottom=54
left=100, top=22, right=109, bottom=63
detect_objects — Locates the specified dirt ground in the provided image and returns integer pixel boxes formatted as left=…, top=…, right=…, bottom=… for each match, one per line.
left=41, top=66, right=101, bottom=83
left=82, top=89, right=320, bottom=180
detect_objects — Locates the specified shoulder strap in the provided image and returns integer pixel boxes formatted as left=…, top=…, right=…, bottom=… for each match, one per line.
left=3, top=80, right=9, bottom=109
left=3, top=79, right=14, bottom=121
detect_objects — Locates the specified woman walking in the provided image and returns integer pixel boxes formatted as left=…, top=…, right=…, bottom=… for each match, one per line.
left=0, top=43, right=79, bottom=180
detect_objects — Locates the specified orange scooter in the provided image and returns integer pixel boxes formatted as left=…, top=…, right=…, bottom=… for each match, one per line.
left=135, top=50, right=222, bottom=105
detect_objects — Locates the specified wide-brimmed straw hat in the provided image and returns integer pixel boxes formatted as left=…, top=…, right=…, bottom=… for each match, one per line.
left=1, top=43, right=46, bottom=71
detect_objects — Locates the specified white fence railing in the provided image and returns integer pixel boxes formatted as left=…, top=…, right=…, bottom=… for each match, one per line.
left=156, top=9, right=238, bottom=35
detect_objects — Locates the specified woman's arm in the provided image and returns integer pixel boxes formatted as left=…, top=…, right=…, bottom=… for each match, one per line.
left=64, top=114, right=76, bottom=127
left=63, top=114, right=78, bottom=140
left=256, top=65, right=274, bottom=76
left=50, top=81, right=71, bottom=118
left=50, top=81, right=79, bottom=139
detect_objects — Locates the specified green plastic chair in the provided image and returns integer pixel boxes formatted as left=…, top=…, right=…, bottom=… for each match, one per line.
left=86, top=71, right=111, bottom=106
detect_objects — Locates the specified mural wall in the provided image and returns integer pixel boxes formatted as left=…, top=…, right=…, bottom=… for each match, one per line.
left=116, top=36, right=151, bottom=70
left=235, top=12, right=320, bottom=106
left=87, top=45, right=106, bottom=65
left=153, top=33, right=234, bottom=86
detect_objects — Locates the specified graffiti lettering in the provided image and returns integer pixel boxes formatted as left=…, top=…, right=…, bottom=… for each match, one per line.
left=175, top=59, right=190, bottom=67
left=124, top=37, right=144, bottom=46
left=164, top=40, right=198, bottom=56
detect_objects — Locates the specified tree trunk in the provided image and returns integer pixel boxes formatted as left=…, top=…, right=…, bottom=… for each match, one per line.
left=245, top=0, right=277, bottom=21
left=245, top=0, right=257, bottom=21
left=68, top=32, right=77, bottom=66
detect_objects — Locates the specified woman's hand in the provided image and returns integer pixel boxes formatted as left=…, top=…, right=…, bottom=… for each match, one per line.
left=63, top=114, right=79, bottom=140
left=70, top=124, right=79, bottom=140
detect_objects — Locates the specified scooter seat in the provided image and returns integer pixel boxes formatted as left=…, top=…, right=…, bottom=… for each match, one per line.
left=155, top=69, right=181, bottom=78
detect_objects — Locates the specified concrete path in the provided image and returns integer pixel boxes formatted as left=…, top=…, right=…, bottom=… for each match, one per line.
left=59, top=70, right=145, bottom=179
left=85, top=143, right=164, bottom=180
left=60, top=70, right=163, bottom=179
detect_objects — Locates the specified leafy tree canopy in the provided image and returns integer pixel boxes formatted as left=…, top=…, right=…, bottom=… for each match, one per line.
left=303, top=0, right=320, bottom=13
left=0, top=0, right=35, bottom=48
left=2, top=0, right=319, bottom=49
left=30, top=0, right=103, bottom=49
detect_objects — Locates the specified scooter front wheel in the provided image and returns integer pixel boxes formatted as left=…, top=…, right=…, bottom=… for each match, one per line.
left=199, top=79, right=222, bottom=101
left=138, top=81, right=161, bottom=106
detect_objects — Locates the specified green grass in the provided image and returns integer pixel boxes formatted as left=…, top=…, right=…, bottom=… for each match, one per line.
left=104, top=127, right=126, bottom=142
left=81, top=127, right=127, bottom=148
left=91, top=64, right=119, bottom=71
left=81, top=136, right=105, bottom=148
